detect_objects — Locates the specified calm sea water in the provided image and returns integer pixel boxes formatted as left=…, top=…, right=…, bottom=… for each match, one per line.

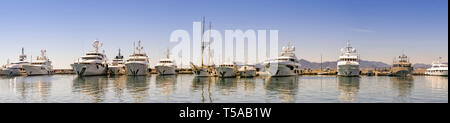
left=0, top=75, right=447, bottom=103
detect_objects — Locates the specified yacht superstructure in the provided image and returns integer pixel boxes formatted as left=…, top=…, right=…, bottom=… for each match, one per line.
left=155, top=49, right=177, bottom=75
left=71, top=40, right=108, bottom=76
left=3, top=48, right=30, bottom=76
left=108, top=49, right=126, bottom=75
left=264, top=43, right=300, bottom=77
left=391, top=54, right=414, bottom=77
left=125, top=40, right=149, bottom=76
left=425, top=58, right=448, bottom=76
left=23, top=50, right=54, bottom=76
left=337, top=41, right=360, bottom=77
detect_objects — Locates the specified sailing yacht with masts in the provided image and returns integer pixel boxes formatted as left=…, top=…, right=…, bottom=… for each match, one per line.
left=337, top=41, right=360, bottom=77
left=425, top=57, right=448, bottom=76
left=264, top=42, right=300, bottom=77
left=391, top=53, right=414, bottom=77
left=23, top=50, right=54, bottom=76
left=71, top=40, right=109, bottom=76
left=191, top=17, right=215, bottom=77
left=3, top=48, right=30, bottom=76
left=155, top=49, right=177, bottom=75
left=108, top=49, right=126, bottom=75
left=125, top=40, right=150, bottom=76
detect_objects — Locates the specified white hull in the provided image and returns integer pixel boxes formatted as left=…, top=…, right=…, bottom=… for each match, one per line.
left=239, top=70, right=257, bottom=77
left=337, top=64, right=360, bottom=77
left=2, top=69, right=22, bottom=76
left=266, top=64, right=297, bottom=77
left=71, top=63, right=108, bottom=76
left=23, top=65, right=54, bottom=76
left=193, top=68, right=214, bottom=77
left=425, top=71, right=448, bottom=76
left=108, top=66, right=126, bottom=75
left=126, top=63, right=148, bottom=76
left=155, top=66, right=177, bottom=75
left=216, top=67, right=236, bottom=78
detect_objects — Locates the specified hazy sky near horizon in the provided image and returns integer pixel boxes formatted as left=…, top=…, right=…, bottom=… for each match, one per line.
left=0, top=0, right=448, bottom=69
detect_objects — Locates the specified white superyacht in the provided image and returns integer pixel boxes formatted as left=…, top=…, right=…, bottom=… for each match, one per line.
left=125, top=40, right=149, bottom=76
left=425, top=57, right=448, bottom=76
left=155, top=49, right=177, bottom=75
left=337, top=41, right=360, bottom=77
left=23, top=50, right=54, bottom=76
left=264, top=43, right=300, bottom=77
left=3, top=48, right=30, bottom=76
left=71, top=40, right=109, bottom=76
left=108, top=49, right=126, bottom=75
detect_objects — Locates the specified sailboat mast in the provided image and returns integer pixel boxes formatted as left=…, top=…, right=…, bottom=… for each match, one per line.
left=208, top=21, right=212, bottom=66
left=201, top=17, right=205, bottom=66
left=320, top=53, right=323, bottom=71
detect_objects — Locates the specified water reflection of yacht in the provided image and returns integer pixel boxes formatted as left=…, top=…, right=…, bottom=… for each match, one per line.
left=390, top=77, right=414, bottom=102
left=337, top=77, right=360, bottom=102
left=264, top=76, right=299, bottom=103
left=191, top=77, right=214, bottom=103
left=424, top=76, right=448, bottom=90
left=72, top=76, right=109, bottom=102
left=215, top=78, right=238, bottom=91
left=109, top=75, right=127, bottom=102
left=126, top=76, right=150, bottom=102
left=155, top=75, right=177, bottom=95
left=7, top=76, right=52, bottom=102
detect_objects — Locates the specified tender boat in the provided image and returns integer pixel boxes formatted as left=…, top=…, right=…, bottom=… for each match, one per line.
left=239, top=64, right=257, bottom=78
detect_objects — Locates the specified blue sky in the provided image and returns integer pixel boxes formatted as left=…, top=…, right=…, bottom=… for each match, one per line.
left=0, top=0, right=448, bottom=68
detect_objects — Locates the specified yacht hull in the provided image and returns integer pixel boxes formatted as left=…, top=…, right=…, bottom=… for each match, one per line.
left=216, top=67, right=236, bottom=78
left=337, top=64, right=360, bottom=77
left=425, top=71, right=448, bottom=76
left=193, top=68, right=214, bottom=77
left=2, top=69, right=22, bottom=76
left=108, top=66, right=126, bottom=75
left=266, top=64, right=297, bottom=77
left=71, top=63, right=108, bottom=76
left=239, top=70, right=257, bottom=78
left=23, top=65, right=54, bottom=76
left=155, top=66, right=177, bottom=75
left=391, top=67, right=413, bottom=77
left=125, top=63, right=148, bottom=76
